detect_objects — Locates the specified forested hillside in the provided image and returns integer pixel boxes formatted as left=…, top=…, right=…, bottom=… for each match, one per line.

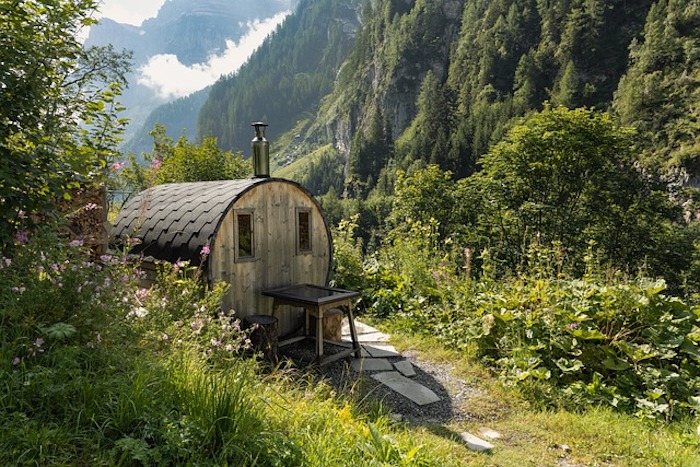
left=197, top=0, right=366, bottom=153
left=85, top=0, right=295, bottom=148
left=312, top=0, right=658, bottom=186
left=197, top=0, right=698, bottom=202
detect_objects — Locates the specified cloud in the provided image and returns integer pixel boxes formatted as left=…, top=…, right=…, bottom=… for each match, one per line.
left=97, top=0, right=166, bottom=26
left=137, top=11, right=289, bottom=99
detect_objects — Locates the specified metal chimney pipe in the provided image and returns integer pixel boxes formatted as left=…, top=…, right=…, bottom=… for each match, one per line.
left=251, top=121, right=270, bottom=178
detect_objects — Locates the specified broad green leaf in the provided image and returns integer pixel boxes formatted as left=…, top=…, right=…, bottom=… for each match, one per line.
left=601, top=357, right=632, bottom=371
left=688, top=396, right=700, bottom=411
left=530, top=368, right=551, bottom=380
left=572, top=328, right=607, bottom=340
left=555, top=358, right=584, bottom=373
left=680, top=339, right=700, bottom=359
left=493, top=310, right=516, bottom=322
left=616, top=341, right=658, bottom=362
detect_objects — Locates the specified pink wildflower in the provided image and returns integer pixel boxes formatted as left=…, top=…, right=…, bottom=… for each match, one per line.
left=151, top=159, right=162, bottom=169
left=135, top=288, right=149, bottom=299
left=12, top=357, right=20, bottom=366
left=18, top=210, right=26, bottom=218
left=34, top=338, right=44, bottom=347
left=69, top=239, right=83, bottom=248
left=15, top=230, right=28, bottom=245
left=111, top=161, right=125, bottom=171
left=200, top=244, right=211, bottom=258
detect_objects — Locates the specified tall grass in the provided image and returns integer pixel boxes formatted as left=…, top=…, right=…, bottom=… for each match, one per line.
left=0, top=228, right=443, bottom=466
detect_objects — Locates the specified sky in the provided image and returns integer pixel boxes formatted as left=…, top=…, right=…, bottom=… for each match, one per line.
left=97, top=0, right=166, bottom=26
left=138, top=12, right=290, bottom=99
left=95, top=1, right=290, bottom=99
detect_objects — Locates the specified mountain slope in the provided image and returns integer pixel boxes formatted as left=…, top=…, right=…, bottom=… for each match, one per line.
left=85, top=0, right=296, bottom=145
left=194, top=0, right=697, bottom=198
left=304, top=0, right=653, bottom=184
left=197, top=0, right=365, bottom=154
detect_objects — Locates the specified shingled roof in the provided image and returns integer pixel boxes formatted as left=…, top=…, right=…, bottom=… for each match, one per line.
left=112, top=178, right=267, bottom=265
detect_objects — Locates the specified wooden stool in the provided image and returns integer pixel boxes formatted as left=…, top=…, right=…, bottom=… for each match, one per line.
left=308, top=308, right=343, bottom=342
left=243, top=314, right=278, bottom=362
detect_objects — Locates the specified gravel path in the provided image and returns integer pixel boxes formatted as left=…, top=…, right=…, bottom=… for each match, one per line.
left=280, top=337, right=484, bottom=425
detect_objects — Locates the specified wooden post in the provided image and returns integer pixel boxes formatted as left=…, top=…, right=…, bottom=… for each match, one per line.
left=309, top=308, right=343, bottom=342
left=243, top=315, right=278, bottom=362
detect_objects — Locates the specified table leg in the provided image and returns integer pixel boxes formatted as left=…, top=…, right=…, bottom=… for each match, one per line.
left=316, top=307, right=324, bottom=363
left=346, top=302, right=361, bottom=358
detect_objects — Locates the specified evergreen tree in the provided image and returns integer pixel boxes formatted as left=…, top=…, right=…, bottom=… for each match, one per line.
left=347, top=106, right=393, bottom=197
left=614, top=0, right=700, bottom=175
left=398, top=72, right=453, bottom=171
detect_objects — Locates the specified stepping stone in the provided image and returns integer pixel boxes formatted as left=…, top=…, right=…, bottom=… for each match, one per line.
left=371, top=371, right=440, bottom=406
left=353, top=321, right=381, bottom=334
left=364, top=344, right=400, bottom=358
left=357, top=332, right=390, bottom=343
left=393, top=360, right=416, bottom=377
left=459, top=432, right=494, bottom=452
left=342, top=320, right=380, bottom=336
left=352, top=358, right=393, bottom=372
left=327, top=340, right=368, bottom=357
left=477, top=427, right=502, bottom=440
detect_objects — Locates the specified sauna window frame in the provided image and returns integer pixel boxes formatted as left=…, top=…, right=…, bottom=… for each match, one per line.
left=234, top=209, right=255, bottom=262
left=296, top=207, right=312, bottom=255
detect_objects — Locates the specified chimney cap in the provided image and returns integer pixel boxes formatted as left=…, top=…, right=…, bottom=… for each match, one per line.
left=251, top=121, right=268, bottom=128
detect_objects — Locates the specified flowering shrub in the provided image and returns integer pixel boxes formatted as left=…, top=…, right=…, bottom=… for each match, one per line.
left=126, top=259, right=251, bottom=365
left=0, top=227, right=135, bottom=368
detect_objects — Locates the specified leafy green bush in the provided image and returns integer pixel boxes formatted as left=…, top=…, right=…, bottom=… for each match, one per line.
left=331, top=214, right=449, bottom=317
left=415, top=244, right=700, bottom=421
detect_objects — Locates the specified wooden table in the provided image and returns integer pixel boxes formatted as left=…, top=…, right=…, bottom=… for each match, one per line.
left=263, top=284, right=361, bottom=365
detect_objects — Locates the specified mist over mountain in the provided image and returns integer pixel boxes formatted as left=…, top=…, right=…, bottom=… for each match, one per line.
left=84, top=0, right=297, bottom=150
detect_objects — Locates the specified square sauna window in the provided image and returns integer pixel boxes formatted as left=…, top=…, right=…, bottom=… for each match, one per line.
left=235, top=210, right=254, bottom=261
left=296, top=208, right=312, bottom=254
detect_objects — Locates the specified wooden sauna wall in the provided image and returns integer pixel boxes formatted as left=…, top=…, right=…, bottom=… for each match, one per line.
left=210, top=182, right=332, bottom=335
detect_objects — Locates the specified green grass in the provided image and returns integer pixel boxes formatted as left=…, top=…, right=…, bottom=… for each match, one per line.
left=3, top=320, right=698, bottom=465
left=2, top=234, right=698, bottom=465
left=374, top=327, right=700, bottom=466
left=273, top=143, right=336, bottom=181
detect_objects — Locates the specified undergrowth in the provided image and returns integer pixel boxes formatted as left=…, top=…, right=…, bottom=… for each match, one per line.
left=333, top=217, right=700, bottom=422
left=0, top=228, right=438, bottom=465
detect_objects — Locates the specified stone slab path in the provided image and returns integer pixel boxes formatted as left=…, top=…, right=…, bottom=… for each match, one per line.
left=371, top=371, right=441, bottom=405
left=338, top=319, right=504, bottom=453
left=341, top=320, right=440, bottom=407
